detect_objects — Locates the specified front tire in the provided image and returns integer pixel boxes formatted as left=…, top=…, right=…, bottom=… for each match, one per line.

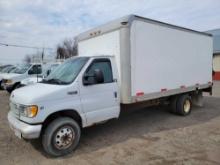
left=42, top=117, right=81, bottom=157
left=6, top=83, right=20, bottom=93
left=14, top=83, right=23, bottom=89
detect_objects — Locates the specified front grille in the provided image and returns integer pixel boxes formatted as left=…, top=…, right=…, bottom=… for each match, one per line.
left=10, top=102, right=20, bottom=117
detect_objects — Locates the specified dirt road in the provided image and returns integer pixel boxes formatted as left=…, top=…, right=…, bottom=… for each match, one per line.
left=0, top=83, right=220, bottom=165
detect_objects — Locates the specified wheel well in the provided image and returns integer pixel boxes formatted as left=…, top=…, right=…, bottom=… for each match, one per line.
left=15, top=82, right=20, bottom=85
left=42, top=110, right=82, bottom=131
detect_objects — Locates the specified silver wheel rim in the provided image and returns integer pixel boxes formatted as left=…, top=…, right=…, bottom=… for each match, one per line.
left=54, top=126, right=75, bottom=149
left=183, top=99, right=191, bottom=113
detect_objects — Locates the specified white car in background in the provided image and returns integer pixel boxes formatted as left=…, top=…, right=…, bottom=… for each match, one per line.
left=1, top=63, right=43, bottom=93
left=0, top=65, right=16, bottom=89
left=20, top=63, right=61, bottom=87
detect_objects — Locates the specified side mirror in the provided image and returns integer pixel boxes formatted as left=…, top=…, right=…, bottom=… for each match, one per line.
left=83, top=69, right=104, bottom=85
left=28, top=69, right=34, bottom=75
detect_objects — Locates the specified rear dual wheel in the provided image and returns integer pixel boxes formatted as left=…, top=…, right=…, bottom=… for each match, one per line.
left=170, top=94, right=192, bottom=116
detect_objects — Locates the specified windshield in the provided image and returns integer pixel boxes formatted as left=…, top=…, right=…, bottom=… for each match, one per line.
left=13, top=64, right=31, bottom=74
left=0, top=65, right=11, bottom=72
left=1, top=66, right=14, bottom=73
left=8, top=66, right=16, bottom=73
left=50, top=64, right=59, bottom=71
left=9, top=67, right=17, bottom=73
left=42, top=57, right=89, bottom=85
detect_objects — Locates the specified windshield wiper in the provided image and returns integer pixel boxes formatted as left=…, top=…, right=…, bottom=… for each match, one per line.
left=42, top=78, right=68, bottom=85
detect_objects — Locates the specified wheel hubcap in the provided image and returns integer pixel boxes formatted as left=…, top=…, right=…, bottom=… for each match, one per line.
left=54, top=126, right=75, bottom=149
left=183, top=99, right=191, bottom=113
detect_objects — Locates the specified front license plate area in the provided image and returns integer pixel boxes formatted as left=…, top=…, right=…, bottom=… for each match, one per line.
left=12, top=126, right=22, bottom=139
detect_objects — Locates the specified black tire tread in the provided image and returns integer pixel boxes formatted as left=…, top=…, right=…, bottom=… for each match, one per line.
left=42, top=117, right=81, bottom=157
left=176, top=95, right=192, bottom=116
left=169, top=96, right=178, bottom=113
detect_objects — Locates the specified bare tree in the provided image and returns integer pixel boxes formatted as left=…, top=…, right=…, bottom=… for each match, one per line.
left=56, top=45, right=66, bottom=59
left=56, top=38, right=78, bottom=59
left=23, top=55, right=31, bottom=63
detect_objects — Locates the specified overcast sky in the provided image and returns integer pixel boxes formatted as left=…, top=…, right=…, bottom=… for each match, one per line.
left=1, top=0, right=220, bottom=64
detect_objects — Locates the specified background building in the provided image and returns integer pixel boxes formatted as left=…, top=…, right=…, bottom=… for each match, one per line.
left=206, top=29, right=220, bottom=81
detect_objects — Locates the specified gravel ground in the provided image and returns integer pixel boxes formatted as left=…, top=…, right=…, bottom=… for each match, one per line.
left=0, top=82, right=220, bottom=165
left=212, top=81, right=220, bottom=97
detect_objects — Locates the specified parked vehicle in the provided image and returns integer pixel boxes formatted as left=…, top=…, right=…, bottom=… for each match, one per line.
left=46, top=63, right=61, bottom=76
left=7, top=15, right=213, bottom=157
left=1, top=63, right=42, bottom=92
left=0, top=65, right=13, bottom=72
left=20, top=63, right=61, bottom=87
left=0, top=65, right=16, bottom=89
left=0, top=65, right=15, bottom=74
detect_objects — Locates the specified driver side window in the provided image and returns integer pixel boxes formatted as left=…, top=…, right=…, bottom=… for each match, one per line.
left=85, top=59, right=113, bottom=85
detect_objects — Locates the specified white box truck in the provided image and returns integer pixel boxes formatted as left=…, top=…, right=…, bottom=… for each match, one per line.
left=7, top=15, right=213, bottom=157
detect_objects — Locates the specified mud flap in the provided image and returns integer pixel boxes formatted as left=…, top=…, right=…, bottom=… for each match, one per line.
left=191, top=91, right=203, bottom=107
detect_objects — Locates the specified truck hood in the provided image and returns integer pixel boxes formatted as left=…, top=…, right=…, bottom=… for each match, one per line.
left=2, top=73, right=21, bottom=80
left=0, top=73, right=8, bottom=80
left=10, top=83, right=72, bottom=105
left=21, top=77, right=43, bottom=85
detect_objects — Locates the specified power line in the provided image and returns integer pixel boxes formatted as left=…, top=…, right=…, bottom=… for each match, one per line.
left=0, top=42, right=54, bottom=50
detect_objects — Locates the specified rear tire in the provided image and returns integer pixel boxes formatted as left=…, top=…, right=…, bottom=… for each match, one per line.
left=14, top=84, right=23, bottom=89
left=176, top=95, right=192, bottom=116
left=6, top=88, right=13, bottom=93
left=169, top=96, right=178, bottom=113
left=42, top=117, right=81, bottom=157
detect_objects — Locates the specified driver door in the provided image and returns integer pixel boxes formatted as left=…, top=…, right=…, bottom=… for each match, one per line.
left=79, top=58, right=120, bottom=126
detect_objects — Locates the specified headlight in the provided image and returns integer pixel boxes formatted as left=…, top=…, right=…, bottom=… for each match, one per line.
left=20, top=105, right=38, bottom=118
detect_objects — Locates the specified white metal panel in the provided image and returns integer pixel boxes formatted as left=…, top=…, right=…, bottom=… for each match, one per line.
left=130, top=20, right=213, bottom=96
left=213, top=55, right=220, bottom=71
left=78, top=30, right=121, bottom=78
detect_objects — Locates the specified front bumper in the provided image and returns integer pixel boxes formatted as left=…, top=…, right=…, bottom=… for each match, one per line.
left=8, top=111, right=42, bottom=139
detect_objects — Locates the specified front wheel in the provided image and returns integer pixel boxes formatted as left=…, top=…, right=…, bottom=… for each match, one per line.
left=6, top=83, right=20, bottom=93
left=42, top=117, right=81, bottom=157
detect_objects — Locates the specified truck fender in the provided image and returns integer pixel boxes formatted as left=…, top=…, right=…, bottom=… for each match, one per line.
left=41, top=109, right=85, bottom=132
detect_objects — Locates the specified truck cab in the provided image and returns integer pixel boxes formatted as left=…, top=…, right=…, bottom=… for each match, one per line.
left=8, top=56, right=120, bottom=156
left=2, top=63, right=42, bottom=93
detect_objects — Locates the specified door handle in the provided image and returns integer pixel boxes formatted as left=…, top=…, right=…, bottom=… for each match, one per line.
left=114, top=92, right=117, bottom=98
left=67, top=91, right=78, bottom=95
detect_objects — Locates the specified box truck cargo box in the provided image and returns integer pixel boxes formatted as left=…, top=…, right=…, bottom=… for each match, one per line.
left=77, top=15, right=213, bottom=104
